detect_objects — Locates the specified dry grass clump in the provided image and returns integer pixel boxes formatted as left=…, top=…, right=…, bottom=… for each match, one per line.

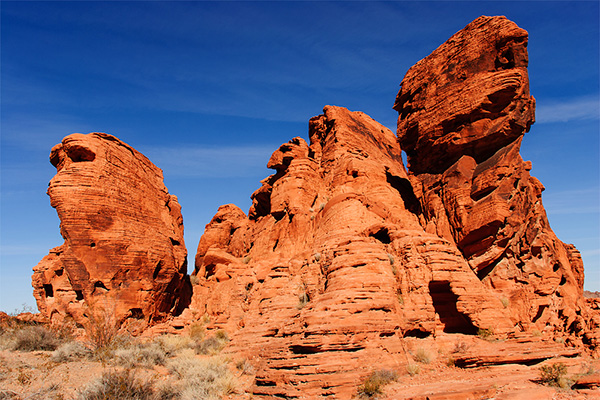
left=52, top=340, right=92, bottom=362
left=114, top=342, right=167, bottom=369
left=12, top=326, right=61, bottom=351
left=154, top=335, right=196, bottom=357
left=195, top=330, right=229, bottom=355
left=406, top=363, right=420, bottom=376
left=476, top=328, right=494, bottom=341
left=76, top=369, right=155, bottom=400
left=357, top=369, right=399, bottom=398
left=413, top=348, right=433, bottom=364
left=167, top=355, right=237, bottom=400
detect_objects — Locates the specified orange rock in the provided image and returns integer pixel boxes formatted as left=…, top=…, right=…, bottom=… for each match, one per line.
left=394, top=15, right=598, bottom=351
left=189, top=16, right=599, bottom=398
left=32, top=133, right=191, bottom=330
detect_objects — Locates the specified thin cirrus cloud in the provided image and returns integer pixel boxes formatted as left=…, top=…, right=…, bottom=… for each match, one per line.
left=535, top=96, right=599, bottom=124
left=139, top=144, right=277, bottom=179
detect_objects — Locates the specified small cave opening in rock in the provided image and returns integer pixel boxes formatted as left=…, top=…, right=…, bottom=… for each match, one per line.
left=204, top=264, right=216, bottom=279
left=55, top=269, right=63, bottom=277
left=75, top=290, right=84, bottom=301
left=386, top=171, right=421, bottom=215
left=429, top=280, right=478, bottom=334
left=67, top=145, right=96, bottom=163
left=403, top=329, right=431, bottom=338
left=370, top=227, right=391, bottom=244
left=130, top=308, right=145, bottom=320
left=43, top=284, right=54, bottom=298
left=94, top=281, right=109, bottom=292
left=153, top=261, right=163, bottom=280
left=532, top=304, right=548, bottom=323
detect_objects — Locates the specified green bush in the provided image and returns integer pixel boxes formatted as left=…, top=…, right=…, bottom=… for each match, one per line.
left=357, top=369, right=398, bottom=398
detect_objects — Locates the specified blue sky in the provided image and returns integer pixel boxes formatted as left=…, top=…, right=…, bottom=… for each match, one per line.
left=1, top=1, right=598, bottom=313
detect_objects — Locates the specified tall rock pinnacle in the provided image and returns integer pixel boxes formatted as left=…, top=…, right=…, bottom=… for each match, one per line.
left=32, top=133, right=191, bottom=331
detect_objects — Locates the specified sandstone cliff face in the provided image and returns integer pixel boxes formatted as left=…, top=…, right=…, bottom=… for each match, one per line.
left=189, top=16, right=598, bottom=398
left=394, top=15, right=595, bottom=349
left=32, top=133, right=190, bottom=330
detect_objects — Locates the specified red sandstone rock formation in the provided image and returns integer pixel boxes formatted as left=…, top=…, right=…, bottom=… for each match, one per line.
left=32, top=133, right=190, bottom=331
left=188, top=16, right=599, bottom=398
left=393, top=15, right=596, bottom=349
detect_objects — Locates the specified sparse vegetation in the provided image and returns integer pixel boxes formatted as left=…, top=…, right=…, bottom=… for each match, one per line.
left=242, top=256, right=251, bottom=264
left=539, top=362, right=571, bottom=388
left=168, top=355, right=237, bottom=399
left=195, top=330, right=229, bottom=356
left=114, top=342, right=167, bottom=368
left=452, top=341, right=469, bottom=354
left=500, top=297, right=509, bottom=308
left=189, top=275, right=200, bottom=285
left=357, top=369, right=398, bottom=398
left=413, top=348, right=433, bottom=364
left=406, top=363, right=420, bottom=376
left=76, top=369, right=155, bottom=400
left=13, top=326, right=61, bottom=351
left=52, top=341, right=92, bottom=362
left=477, top=328, right=494, bottom=341
left=85, top=308, right=120, bottom=354
left=235, top=358, right=255, bottom=375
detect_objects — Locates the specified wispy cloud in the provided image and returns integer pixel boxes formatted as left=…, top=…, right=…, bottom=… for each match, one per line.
left=139, top=144, right=276, bottom=179
left=536, top=96, right=599, bottom=124
left=544, top=188, right=600, bottom=215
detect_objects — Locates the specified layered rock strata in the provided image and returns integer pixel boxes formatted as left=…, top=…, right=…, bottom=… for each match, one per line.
left=190, top=16, right=599, bottom=398
left=32, top=133, right=190, bottom=330
left=393, top=15, right=596, bottom=348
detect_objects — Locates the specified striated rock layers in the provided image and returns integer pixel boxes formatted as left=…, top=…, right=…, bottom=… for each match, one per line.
left=189, top=16, right=598, bottom=398
left=32, top=133, right=190, bottom=330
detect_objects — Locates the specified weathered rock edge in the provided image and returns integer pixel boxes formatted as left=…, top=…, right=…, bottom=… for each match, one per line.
left=32, top=132, right=191, bottom=332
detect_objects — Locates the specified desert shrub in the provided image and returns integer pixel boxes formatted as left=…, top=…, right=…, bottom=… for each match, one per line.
left=357, top=369, right=398, bottom=398
left=188, top=322, right=206, bottom=342
left=406, top=363, right=420, bottom=376
left=196, top=331, right=228, bottom=355
left=52, top=340, right=92, bottom=362
left=13, top=325, right=60, bottom=351
left=235, top=358, right=255, bottom=375
left=452, top=341, right=469, bottom=354
left=85, top=308, right=119, bottom=353
left=114, top=342, right=167, bottom=368
left=477, top=328, right=494, bottom=340
left=539, top=363, right=571, bottom=388
left=154, top=334, right=195, bottom=356
left=77, top=369, right=154, bottom=400
left=413, top=348, right=433, bottom=364
left=168, top=356, right=237, bottom=399
left=189, top=275, right=200, bottom=285
left=0, top=390, right=20, bottom=399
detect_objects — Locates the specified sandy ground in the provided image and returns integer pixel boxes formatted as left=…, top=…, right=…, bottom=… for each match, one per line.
left=0, top=346, right=598, bottom=399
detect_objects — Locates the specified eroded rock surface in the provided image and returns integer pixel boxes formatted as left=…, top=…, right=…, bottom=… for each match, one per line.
left=394, top=15, right=597, bottom=349
left=189, top=16, right=599, bottom=398
left=32, top=133, right=190, bottom=331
